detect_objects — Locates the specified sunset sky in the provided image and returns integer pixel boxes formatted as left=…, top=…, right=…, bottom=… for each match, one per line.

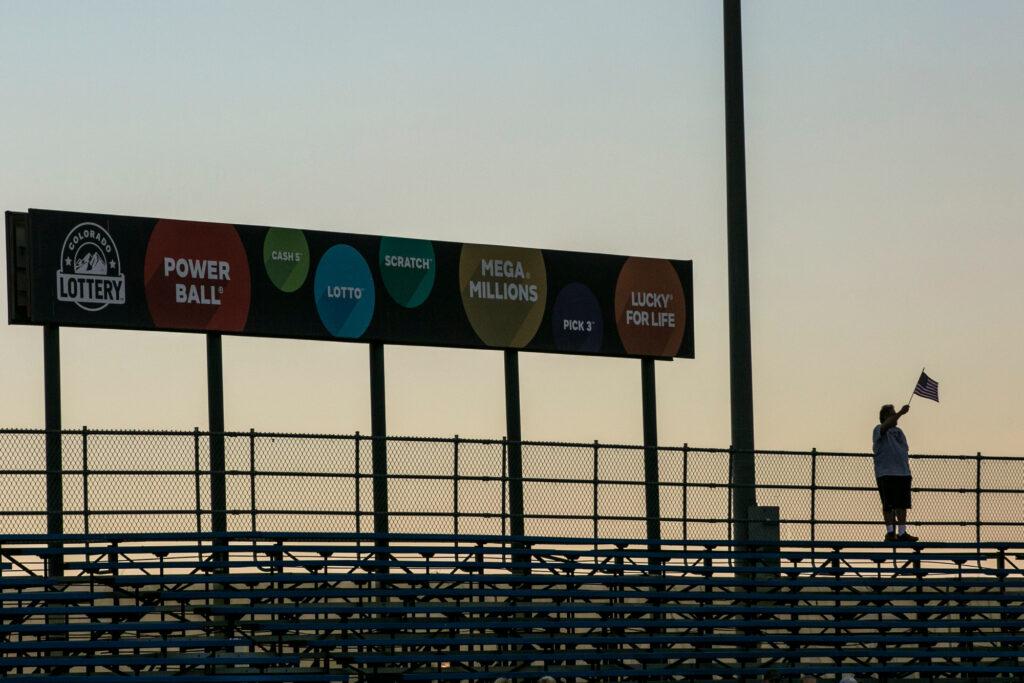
left=1, top=1, right=1022, bottom=456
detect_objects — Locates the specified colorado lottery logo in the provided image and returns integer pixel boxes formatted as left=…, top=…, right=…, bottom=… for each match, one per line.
left=56, top=222, right=126, bottom=311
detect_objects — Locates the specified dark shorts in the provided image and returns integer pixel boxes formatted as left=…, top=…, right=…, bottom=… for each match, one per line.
left=877, top=476, right=912, bottom=511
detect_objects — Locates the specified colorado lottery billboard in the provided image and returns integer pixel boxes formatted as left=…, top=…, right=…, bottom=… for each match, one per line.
left=7, top=209, right=694, bottom=359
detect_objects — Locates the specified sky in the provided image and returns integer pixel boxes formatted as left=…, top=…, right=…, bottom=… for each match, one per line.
left=1, top=0, right=1022, bottom=456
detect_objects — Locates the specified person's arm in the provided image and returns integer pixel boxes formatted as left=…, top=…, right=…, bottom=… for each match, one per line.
left=880, top=404, right=910, bottom=434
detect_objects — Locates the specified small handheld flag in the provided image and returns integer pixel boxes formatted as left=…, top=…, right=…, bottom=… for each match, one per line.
left=912, top=371, right=940, bottom=403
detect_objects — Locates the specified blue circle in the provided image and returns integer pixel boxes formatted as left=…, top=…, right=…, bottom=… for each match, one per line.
left=314, top=245, right=375, bottom=338
left=552, top=283, right=603, bottom=353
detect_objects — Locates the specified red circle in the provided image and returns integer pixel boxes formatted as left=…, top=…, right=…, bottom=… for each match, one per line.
left=144, top=220, right=251, bottom=331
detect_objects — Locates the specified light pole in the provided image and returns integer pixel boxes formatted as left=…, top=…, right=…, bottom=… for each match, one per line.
left=724, top=0, right=757, bottom=541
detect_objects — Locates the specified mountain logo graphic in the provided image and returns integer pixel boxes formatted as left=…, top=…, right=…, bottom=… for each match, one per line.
left=56, top=222, right=126, bottom=312
left=75, top=251, right=108, bottom=275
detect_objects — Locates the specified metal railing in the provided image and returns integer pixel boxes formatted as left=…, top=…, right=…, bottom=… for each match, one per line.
left=0, top=428, right=1019, bottom=542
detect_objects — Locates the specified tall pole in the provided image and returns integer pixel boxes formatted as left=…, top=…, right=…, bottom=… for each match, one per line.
left=724, top=0, right=756, bottom=541
left=503, top=350, right=525, bottom=538
left=641, top=358, right=661, bottom=543
left=369, top=342, right=389, bottom=536
left=207, top=333, right=226, bottom=536
left=44, top=324, right=63, bottom=576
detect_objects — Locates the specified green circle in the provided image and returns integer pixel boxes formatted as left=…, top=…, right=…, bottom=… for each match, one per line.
left=263, top=228, right=310, bottom=293
left=379, top=237, right=436, bottom=308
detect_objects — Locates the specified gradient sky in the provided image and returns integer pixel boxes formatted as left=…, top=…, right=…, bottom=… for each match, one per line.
left=1, top=1, right=1022, bottom=456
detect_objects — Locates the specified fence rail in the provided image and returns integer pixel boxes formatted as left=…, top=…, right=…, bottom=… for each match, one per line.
left=0, top=428, right=1019, bottom=542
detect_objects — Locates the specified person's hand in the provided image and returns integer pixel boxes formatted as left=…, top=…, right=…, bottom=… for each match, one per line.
left=899, top=404, right=910, bottom=415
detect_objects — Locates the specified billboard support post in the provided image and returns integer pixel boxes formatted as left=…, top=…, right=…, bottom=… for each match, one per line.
left=44, top=324, right=63, bottom=576
left=206, top=333, right=227, bottom=537
left=503, top=350, right=525, bottom=539
left=641, top=357, right=661, bottom=543
left=369, top=342, right=389, bottom=536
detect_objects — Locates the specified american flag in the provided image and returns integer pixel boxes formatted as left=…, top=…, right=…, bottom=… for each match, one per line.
left=913, top=371, right=939, bottom=402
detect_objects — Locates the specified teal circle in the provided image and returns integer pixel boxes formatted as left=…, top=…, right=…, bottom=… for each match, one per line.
left=379, top=237, right=435, bottom=308
left=263, top=228, right=310, bottom=293
left=314, top=245, right=375, bottom=338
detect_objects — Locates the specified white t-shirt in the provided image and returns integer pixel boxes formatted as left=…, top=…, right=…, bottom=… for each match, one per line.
left=872, top=424, right=911, bottom=478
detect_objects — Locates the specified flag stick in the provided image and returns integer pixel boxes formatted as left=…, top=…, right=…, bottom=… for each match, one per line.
left=907, top=367, right=925, bottom=406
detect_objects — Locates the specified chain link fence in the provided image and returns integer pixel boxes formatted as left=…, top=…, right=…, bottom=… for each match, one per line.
left=0, top=428, right=1018, bottom=542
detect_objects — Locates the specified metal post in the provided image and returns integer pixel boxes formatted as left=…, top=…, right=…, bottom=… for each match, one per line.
left=249, top=429, right=257, bottom=534
left=369, top=342, right=389, bottom=536
left=500, top=438, right=508, bottom=538
left=82, top=426, right=89, bottom=537
left=727, top=448, right=734, bottom=543
left=641, top=357, right=661, bottom=543
left=997, top=549, right=1008, bottom=670
left=592, top=440, right=600, bottom=543
left=453, top=435, right=460, bottom=537
left=206, top=334, right=227, bottom=536
left=724, top=0, right=756, bottom=542
left=503, top=350, right=525, bottom=538
left=43, top=324, right=63, bottom=576
left=354, top=432, right=362, bottom=535
left=682, top=443, right=689, bottom=543
left=810, top=448, right=818, bottom=543
left=975, top=452, right=982, bottom=545
left=193, top=427, right=202, bottom=534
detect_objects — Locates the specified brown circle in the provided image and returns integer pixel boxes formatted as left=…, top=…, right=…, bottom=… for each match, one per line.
left=614, top=257, right=686, bottom=357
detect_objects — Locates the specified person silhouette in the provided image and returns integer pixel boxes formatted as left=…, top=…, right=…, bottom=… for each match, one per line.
left=873, top=403, right=918, bottom=542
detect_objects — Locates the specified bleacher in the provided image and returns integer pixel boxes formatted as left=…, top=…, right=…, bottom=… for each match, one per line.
left=2, top=532, right=1023, bottom=681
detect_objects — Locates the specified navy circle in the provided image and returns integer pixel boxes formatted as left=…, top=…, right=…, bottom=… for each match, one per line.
left=552, top=282, right=603, bottom=353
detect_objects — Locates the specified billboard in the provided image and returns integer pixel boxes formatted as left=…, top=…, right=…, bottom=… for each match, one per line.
left=6, top=209, right=694, bottom=359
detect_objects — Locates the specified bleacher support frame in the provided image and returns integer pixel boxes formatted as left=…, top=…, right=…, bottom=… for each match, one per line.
left=3, top=532, right=1024, bottom=681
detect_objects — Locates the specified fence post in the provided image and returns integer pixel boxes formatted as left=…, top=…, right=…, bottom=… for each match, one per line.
left=975, top=452, right=982, bottom=545
left=727, top=447, right=734, bottom=543
left=810, top=447, right=818, bottom=543
left=501, top=437, right=508, bottom=539
left=354, top=432, right=361, bottom=536
left=249, top=429, right=257, bottom=535
left=682, top=443, right=689, bottom=544
left=193, top=427, right=202, bottom=535
left=82, top=426, right=89, bottom=536
left=453, top=435, right=460, bottom=537
left=592, top=440, right=599, bottom=543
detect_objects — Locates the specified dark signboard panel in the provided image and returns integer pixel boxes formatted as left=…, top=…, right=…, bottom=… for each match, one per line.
left=7, top=209, right=694, bottom=359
